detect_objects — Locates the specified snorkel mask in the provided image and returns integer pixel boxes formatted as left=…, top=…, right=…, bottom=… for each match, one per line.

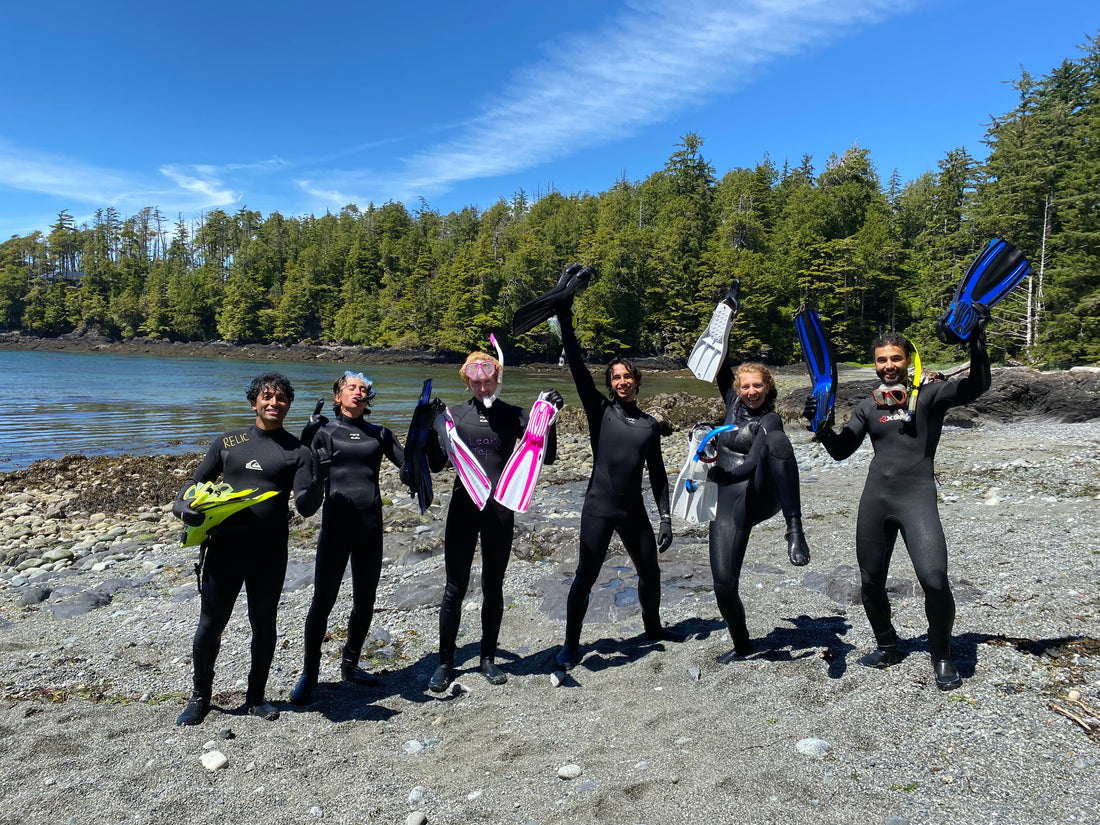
left=873, top=347, right=922, bottom=422
left=462, top=334, right=505, bottom=408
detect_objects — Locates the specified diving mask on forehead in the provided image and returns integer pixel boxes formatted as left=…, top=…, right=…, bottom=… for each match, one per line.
left=342, top=371, right=375, bottom=402
left=462, top=360, right=497, bottom=381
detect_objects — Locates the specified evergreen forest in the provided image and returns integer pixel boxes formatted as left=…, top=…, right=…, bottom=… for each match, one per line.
left=1, top=32, right=1097, bottom=365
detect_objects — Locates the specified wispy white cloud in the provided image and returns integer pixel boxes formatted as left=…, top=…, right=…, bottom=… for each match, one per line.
left=0, top=139, right=133, bottom=205
left=158, top=165, right=239, bottom=206
left=0, top=139, right=290, bottom=222
left=0, top=0, right=922, bottom=229
left=310, top=0, right=921, bottom=203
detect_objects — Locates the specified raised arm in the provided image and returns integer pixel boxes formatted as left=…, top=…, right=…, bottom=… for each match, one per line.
left=951, top=329, right=992, bottom=406
left=558, top=307, right=604, bottom=418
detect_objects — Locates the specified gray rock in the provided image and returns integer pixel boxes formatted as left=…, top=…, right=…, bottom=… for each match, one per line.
left=557, top=764, right=583, bottom=779
left=18, top=586, right=51, bottom=606
left=42, top=589, right=112, bottom=618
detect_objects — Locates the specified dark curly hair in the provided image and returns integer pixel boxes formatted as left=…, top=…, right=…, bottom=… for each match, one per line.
left=871, top=333, right=914, bottom=358
left=246, top=372, right=295, bottom=404
left=604, top=357, right=642, bottom=398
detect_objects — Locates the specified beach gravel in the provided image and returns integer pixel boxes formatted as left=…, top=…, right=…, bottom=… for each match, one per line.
left=1, top=392, right=1098, bottom=824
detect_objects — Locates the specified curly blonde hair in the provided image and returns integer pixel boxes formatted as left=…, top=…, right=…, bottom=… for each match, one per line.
left=459, top=350, right=502, bottom=391
left=734, top=362, right=777, bottom=405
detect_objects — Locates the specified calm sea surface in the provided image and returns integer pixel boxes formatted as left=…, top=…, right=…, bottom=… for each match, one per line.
left=0, top=349, right=708, bottom=471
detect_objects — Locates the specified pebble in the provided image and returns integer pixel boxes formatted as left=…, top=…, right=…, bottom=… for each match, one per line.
left=406, top=813, right=428, bottom=825
left=795, top=737, right=831, bottom=757
left=550, top=671, right=566, bottom=687
left=403, top=740, right=425, bottom=755
left=557, top=764, right=583, bottom=780
left=687, top=666, right=701, bottom=681
left=309, top=806, right=323, bottom=817
left=200, top=750, right=229, bottom=771
left=408, top=786, right=428, bottom=806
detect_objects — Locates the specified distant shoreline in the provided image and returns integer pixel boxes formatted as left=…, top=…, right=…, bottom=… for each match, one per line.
left=0, top=331, right=687, bottom=371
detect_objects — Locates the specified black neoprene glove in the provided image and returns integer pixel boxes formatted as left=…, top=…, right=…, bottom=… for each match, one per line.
left=545, top=389, right=565, bottom=410
left=657, top=519, right=673, bottom=553
left=172, top=499, right=205, bottom=527
left=970, top=302, right=991, bottom=348
left=802, top=394, right=818, bottom=425
left=300, top=398, right=329, bottom=446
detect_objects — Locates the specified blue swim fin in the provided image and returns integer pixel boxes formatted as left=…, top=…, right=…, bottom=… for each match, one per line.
left=936, top=238, right=1030, bottom=345
left=402, top=379, right=437, bottom=514
left=795, top=306, right=838, bottom=435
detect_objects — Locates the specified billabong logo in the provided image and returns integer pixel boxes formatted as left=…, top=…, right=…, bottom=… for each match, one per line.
left=245, top=460, right=263, bottom=471
left=349, top=432, right=361, bottom=440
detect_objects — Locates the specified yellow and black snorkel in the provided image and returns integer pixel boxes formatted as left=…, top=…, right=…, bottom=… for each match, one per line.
left=903, top=345, right=922, bottom=423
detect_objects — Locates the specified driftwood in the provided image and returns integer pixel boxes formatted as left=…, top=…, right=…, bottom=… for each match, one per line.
left=1049, top=693, right=1100, bottom=736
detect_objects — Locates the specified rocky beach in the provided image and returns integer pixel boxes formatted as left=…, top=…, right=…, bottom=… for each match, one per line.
left=1, top=366, right=1099, bottom=825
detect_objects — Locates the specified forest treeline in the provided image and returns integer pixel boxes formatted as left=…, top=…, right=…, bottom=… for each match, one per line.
left=1, top=33, right=1097, bottom=365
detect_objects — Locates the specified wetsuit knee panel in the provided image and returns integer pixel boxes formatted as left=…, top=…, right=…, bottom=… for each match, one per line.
left=765, top=430, right=794, bottom=460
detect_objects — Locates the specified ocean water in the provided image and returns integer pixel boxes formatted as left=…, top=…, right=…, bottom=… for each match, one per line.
left=0, top=349, right=707, bottom=471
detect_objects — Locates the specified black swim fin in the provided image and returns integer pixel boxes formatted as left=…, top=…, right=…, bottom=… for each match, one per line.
left=936, top=238, right=1030, bottom=345
left=794, top=306, right=838, bottom=434
left=402, top=379, right=436, bottom=514
left=512, top=264, right=595, bottom=336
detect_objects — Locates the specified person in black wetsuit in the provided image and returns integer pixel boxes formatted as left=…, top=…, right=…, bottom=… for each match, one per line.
left=806, top=325, right=990, bottom=690
left=426, top=350, right=563, bottom=692
left=708, top=361, right=810, bottom=663
left=172, top=372, right=322, bottom=725
left=289, top=371, right=405, bottom=706
left=554, top=303, right=677, bottom=671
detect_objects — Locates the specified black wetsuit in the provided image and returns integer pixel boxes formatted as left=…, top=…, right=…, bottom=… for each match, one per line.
left=559, top=314, right=671, bottom=643
left=433, top=397, right=556, bottom=663
left=708, top=364, right=808, bottom=653
left=178, top=425, right=321, bottom=706
left=817, top=342, right=991, bottom=659
left=301, top=414, right=404, bottom=676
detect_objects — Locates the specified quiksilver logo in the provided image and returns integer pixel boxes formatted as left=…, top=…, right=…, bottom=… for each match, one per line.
left=246, top=460, right=263, bottom=471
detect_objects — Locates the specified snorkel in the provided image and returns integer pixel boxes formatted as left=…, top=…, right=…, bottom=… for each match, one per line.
left=871, top=336, right=921, bottom=422
left=462, top=337, right=503, bottom=409
left=480, top=333, right=504, bottom=408
left=904, top=346, right=922, bottom=422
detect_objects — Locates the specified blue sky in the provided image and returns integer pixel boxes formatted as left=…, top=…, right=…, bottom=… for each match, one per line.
left=1, top=0, right=1096, bottom=239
